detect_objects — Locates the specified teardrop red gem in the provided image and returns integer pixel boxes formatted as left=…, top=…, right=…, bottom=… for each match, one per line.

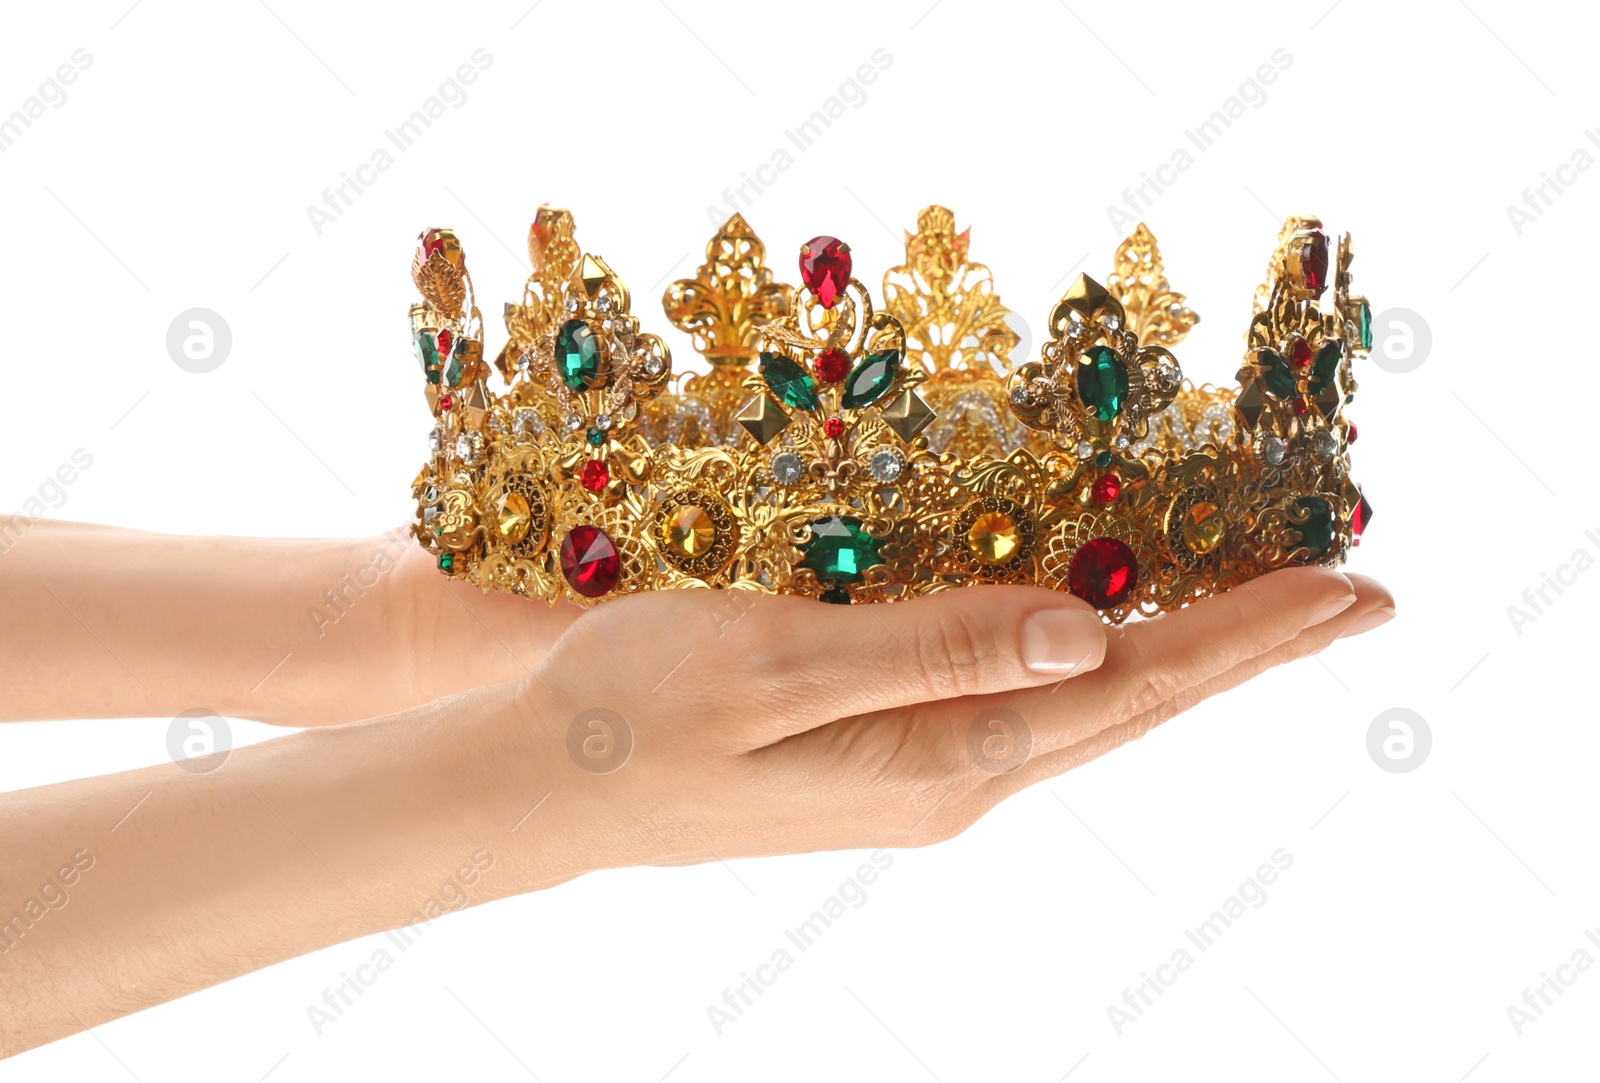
left=799, top=236, right=852, bottom=309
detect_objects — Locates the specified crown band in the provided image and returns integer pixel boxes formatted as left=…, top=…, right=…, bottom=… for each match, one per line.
left=407, top=205, right=1374, bottom=621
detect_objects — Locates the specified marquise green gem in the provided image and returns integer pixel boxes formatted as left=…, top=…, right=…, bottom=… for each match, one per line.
left=801, top=515, right=880, bottom=586
left=1257, top=348, right=1296, bottom=399
left=1309, top=340, right=1342, bottom=395
left=556, top=319, right=601, bottom=391
left=415, top=331, right=442, bottom=386
left=841, top=349, right=902, bottom=409
left=445, top=336, right=467, bottom=388
left=1076, top=344, right=1129, bottom=421
left=1358, top=302, right=1373, bottom=350
left=760, top=352, right=819, bottom=411
left=1294, top=496, right=1335, bottom=559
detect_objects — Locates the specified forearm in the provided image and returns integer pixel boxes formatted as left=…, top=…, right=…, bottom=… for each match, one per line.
left=0, top=682, right=587, bottom=1055
left=0, top=519, right=409, bottom=723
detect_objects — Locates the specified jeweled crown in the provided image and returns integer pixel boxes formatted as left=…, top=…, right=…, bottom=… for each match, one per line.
left=407, top=205, right=1374, bottom=620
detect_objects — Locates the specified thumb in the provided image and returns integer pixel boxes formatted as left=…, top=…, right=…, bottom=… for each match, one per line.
left=549, top=586, right=1108, bottom=745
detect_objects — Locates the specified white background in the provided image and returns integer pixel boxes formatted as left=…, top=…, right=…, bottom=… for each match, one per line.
left=3, top=0, right=1597, bottom=1078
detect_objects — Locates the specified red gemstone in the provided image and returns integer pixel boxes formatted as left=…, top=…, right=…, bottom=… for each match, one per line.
left=1067, top=537, right=1139, bottom=609
left=418, top=227, right=448, bottom=261
left=1350, top=488, right=1374, bottom=544
left=580, top=459, right=610, bottom=492
left=1301, top=231, right=1329, bottom=293
left=436, top=328, right=453, bottom=361
left=559, top=525, right=620, bottom=597
left=823, top=417, right=846, bottom=439
left=1090, top=473, right=1122, bottom=504
left=815, top=347, right=851, bottom=383
left=799, top=235, right=852, bottom=309
left=1348, top=423, right=1359, bottom=444
left=439, top=393, right=454, bottom=411
left=1292, top=395, right=1308, bottom=416
left=1289, top=337, right=1311, bottom=369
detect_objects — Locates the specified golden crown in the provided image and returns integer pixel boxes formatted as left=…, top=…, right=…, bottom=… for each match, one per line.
left=406, top=205, right=1374, bottom=621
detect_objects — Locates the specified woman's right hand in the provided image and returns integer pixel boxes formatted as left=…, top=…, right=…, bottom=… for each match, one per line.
left=510, top=565, right=1391, bottom=868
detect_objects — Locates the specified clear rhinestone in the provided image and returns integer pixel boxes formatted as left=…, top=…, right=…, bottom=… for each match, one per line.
left=770, top=451, right=804, bottom=484
left=1310, top=429, right=1338, bottom=462
left=564, top=297, right=579, bottom=313
left=1075, top=440, right=1094, bottom=460
left=595, top=413, right=613, bottom=431
left=1113, top=434, right=1130, bottom=450
left=601, top=319, right=613, bottom=331
left=1065, top=313, right=1084, bottom=338
left=426, top=425, right=441, bottom=454
left=869, top=449, right=904, bottom=484
left=595, top=295, right=612, bottom=313
left=454, top=433, right=475, bottom=462
left=1258, top=434, right=1287, bottom=466
left=517, top=352, right=532, bottom=372
left=643, top=355, right=665, bottom=376
left=1101, top=311, right=1122, bottom=331
left=1009, top=385, right=1030, bottom=405
left=564, top=413, right=583, bottom=432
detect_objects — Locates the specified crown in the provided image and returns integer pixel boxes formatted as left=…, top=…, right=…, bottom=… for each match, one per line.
left=406, top=205, right=1374, bottom=621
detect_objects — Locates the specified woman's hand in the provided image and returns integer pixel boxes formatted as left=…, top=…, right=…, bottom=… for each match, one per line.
left=511, top=564, right=1390, bottom=864
left=0, top=564, right=1390, bottom=1052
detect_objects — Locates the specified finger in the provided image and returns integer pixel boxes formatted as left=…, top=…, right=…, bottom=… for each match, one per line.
left=1008, top=565, right=1359, bottom=758
left=533, top=584, right=1110, bottom=745
left=979, top=574, right=1394, bottom=801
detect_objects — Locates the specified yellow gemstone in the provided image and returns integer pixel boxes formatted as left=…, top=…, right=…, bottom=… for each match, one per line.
left=663, top=505, right=716, bottom=557
left=496, top=491, right=532, bottom=544
left=1182, top=501, right=1224, bottom=553
left=967, top=511, right=1021, bottom=565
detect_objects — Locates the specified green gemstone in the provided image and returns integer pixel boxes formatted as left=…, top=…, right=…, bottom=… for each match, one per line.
left=1257, top=348, right=1296, bottom=399
left=1076, top=345, right=1129, bottom=421
left=437, top=552, right=455, bottom=572
left=1358, top=302, right=1373, bottom=351
left=1094, top=450, right=1113, bottom=468
left=841, top=349, right=901, bottom=409
left=801, top=516, right=880, bottom=585
left=585, top=426, right=605, bottom=447
left=1293, top=497, right=1335, bottom=559
left=445, top=336, right=467, bottom=388
left=415, top=331, right=442, bottom=386
left=1309, top=341, right=1342, bottom=395
left=556, top=319, right=601, bottom=391
left=760, top=352, right=819, bottom=411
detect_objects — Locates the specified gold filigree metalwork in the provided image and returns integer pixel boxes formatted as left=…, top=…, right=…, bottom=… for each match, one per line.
left=407, top=206, right=1376, bottom=620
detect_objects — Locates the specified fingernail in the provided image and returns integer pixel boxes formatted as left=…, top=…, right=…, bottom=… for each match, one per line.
left=1305, top=590, right=1358, bottom=628
left=1021, top=609, right=1107, bottom=675
left=1336, top=606, right=1395, bottom=638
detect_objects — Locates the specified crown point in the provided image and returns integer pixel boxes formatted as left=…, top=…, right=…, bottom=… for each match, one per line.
left=799, top=235, right=852, bottom=309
